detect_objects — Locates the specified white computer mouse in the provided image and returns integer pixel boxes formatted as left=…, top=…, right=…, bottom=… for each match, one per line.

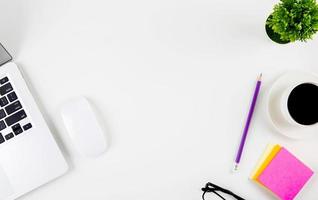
left=60, top=96, right=108, bottom=157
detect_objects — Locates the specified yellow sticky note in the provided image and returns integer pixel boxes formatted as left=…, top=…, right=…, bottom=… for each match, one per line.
left=251, top=144, right=281, bottom=181
left=250, top=144, right=275, bottom=179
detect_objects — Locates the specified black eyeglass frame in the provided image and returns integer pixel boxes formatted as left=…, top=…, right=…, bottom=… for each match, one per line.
left=201, top=182, right=245, bottom=200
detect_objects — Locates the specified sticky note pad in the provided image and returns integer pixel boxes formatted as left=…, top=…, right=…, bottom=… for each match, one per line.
left=257, top=147, right=314, bottom=200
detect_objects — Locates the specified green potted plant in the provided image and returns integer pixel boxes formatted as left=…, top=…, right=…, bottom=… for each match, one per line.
left=266, top=0, right=318, bottom=44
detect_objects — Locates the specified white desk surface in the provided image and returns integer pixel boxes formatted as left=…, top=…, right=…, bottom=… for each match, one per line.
left=0, top=0, right=318, bottom=199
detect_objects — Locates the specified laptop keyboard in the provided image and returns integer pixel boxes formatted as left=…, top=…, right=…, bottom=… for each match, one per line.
left=0, top=77, right=32, bottom=144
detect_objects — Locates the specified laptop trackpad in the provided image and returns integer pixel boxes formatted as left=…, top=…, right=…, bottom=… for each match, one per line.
left=0, top=165, right=14, bottom=199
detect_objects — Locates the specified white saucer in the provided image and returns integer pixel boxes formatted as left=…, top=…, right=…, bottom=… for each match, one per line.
left=266, top=71, right=318, bottom=139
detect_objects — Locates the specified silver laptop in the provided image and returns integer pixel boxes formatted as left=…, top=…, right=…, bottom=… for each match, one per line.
left=0, top=43, right=68, bottom=200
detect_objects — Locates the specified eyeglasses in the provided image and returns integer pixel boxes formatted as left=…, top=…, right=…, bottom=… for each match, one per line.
left=201, top=182, right=245, bottom=200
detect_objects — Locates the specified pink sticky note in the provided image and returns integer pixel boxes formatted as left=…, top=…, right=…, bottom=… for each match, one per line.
left=258, top=148, right=314, bottom=200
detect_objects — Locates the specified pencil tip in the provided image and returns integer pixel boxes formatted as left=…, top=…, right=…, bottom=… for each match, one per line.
left=258, top=73, right=262, bottom=81
left=232, top=163, right=239, bottom=172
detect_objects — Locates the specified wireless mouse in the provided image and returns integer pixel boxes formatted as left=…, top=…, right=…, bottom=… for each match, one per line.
left=60, top=96, right=108, bottom=157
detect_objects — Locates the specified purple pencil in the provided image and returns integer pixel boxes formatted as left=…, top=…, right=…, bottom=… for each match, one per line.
left=234, top=74, right=262, bottom=171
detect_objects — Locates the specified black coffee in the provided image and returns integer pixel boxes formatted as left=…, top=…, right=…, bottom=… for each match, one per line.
left=287, top=83, right=318, bottom=125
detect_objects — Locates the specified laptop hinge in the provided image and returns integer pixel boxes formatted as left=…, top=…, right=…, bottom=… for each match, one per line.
left=0, top=43, right=12, bottom=67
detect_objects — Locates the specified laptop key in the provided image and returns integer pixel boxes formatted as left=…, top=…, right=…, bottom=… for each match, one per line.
left=12, top=124, right=23, bottom=135
left=0, top=96, right=8, bottom=107
left=0, top=133, right=4, bottom=144
left=7, top=92, right=17, bottom=102
left=5, top=110, right=27, bottom=126
left=5, top=133, right=14, bottom=140
left=0, top=77, right=8, bottom=85
left=23, top=123, right=32, bottom=131
left=0, top=83, right=13, bottom=95
left=5, top=101, right=22, bottom=115
left=0, top=120, right=6, bottom=131
left=0, top=109, right=6, bottom=119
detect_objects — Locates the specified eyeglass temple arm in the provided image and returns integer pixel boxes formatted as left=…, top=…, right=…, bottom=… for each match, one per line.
left=202, top=189, right=226, bottom=200
left=202, top=182, right=245, bottom=200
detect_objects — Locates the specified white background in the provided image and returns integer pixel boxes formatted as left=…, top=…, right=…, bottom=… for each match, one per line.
left=0, top=0, right=318, bottom=199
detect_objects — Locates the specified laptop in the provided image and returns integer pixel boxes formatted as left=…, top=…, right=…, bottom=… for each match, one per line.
left=0, top=43, right=68, bottom=200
